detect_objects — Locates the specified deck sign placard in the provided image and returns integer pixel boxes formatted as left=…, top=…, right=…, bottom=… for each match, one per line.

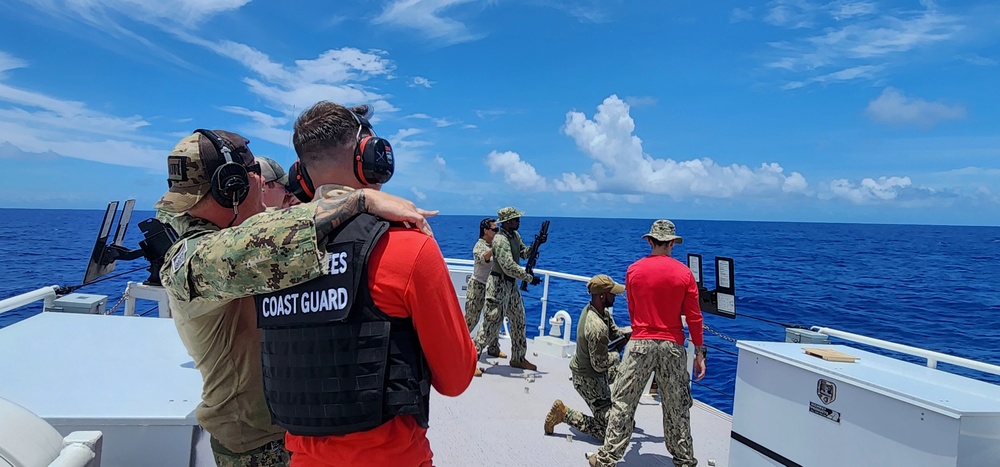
left=809, top=402, right=841, bottom=423
left=817, top=379, right=837, bottom=404
left=809, top=379, right=841, bottom=423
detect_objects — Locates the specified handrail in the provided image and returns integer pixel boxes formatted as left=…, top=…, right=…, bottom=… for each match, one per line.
left=0, top=285, right=59, bottom=316
left=444, top=258, right=590, bottom=336
left=812, top=326, right=1000, bottom=377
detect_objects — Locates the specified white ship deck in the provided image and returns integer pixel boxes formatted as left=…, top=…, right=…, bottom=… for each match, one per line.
left=429, top=337, right=732, bottom=467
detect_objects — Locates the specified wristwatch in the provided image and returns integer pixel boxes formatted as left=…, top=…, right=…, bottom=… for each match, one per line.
left=695, top=345, right=708, bottom=359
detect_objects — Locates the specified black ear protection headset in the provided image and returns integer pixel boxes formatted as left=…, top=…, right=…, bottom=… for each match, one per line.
left=348, top=110, right=395, bottom=185
left=194, top=129, right=252, bottom=209
left=285, top=160, right=315, bottom=204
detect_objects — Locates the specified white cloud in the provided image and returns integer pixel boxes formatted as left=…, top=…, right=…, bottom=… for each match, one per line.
left=956, top=53, right=998, bottom=66
left=373, top=0, right=483, bottom=46
left=411, top=76, right=434, bottom=88
left=21, top=0, right=250, bottom=29
left=730, top=7, right=754, bottom=23
left=764, top=2, right=962, bottom=89
left=434, top=155, right=446, bottom=167
left=410, top=186, right=427, bottom=201
left=559, top=95, right=810, bottom=199
left=485, top=150, right=548, bottom=191
left=0, top=51, right=27, bottom=75
left=0, top=51, right=166, bottom=170
left=828, top=176, right=912, bottom=204
left=865, top=87, right=965, bottom=128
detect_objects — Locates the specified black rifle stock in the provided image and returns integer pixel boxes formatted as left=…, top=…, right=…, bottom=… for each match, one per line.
left=520, top=220, right=550, bottom=291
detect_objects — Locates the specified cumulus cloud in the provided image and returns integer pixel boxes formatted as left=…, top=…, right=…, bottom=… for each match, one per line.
left=410, top=186, right=427, bottom=201
left=865, top=87, right=965, bottom=128
left=485, top=150, right=548, bottom=191
left=828, top=176, right=912, bottom=204
left=410, top=76, right=434, bottom=88
left=558, top=95, right=810, bottom=199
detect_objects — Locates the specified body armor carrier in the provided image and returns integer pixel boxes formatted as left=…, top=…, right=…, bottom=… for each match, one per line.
left=490, top=229, right=523, bottom=282
left=254, top=214, right=430, bottom=436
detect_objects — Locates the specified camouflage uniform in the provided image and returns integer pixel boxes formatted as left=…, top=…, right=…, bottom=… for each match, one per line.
left=564, top=303, right=626, bottom=440
left=212, top=438, right=290, bottom=467
left=465, top=237, right=501, bottom=354
left=593, top=340, right=694, bottom=466
left=473, top=207, right=534, bottom=365
left=591, top=220, right=702, bottom=467
left=154, top=132, right=343, bottom=466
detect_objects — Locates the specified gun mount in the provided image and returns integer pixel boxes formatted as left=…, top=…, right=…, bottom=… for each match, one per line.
left=687, top=254, right=736, bottom=318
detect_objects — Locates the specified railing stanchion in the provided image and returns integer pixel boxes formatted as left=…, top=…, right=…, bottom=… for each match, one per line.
left=539, top=274, right=551, bottom=336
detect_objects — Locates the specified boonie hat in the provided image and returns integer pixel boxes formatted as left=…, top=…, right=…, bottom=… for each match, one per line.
left=497, top=206, right=524, bottom=223
left=642, top=219, right=683, bottom=244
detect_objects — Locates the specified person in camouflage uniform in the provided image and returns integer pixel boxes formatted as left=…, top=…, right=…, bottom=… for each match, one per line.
left=466, top=217, right=506, bottom=377
left=472, top=206, right=543, bottom=372
left=588, top=220, right=707, bottom=467
left=544, top=274, right=629, bottom=441
left=154, top=130, right=434, bottom=467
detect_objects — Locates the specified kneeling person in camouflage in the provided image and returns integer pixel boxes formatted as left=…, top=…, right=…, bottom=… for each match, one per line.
left=545, top=275, right=629, bottom=440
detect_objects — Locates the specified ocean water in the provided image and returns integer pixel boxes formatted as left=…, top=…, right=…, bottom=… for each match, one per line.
left=2, top=208, right=999, bottom=414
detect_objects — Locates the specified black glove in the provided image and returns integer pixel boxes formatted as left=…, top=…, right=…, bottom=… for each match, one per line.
left=537, top=233, right=548, bottom=244
left=530, top=275, right=542, bottom=286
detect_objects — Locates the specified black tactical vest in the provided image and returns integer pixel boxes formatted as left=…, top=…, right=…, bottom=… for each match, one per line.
left=254, top=214, right=431, bottom=436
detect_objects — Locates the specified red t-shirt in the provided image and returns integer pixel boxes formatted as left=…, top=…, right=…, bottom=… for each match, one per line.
left=286, top=227, right=478, bottom=467
left=625, top=255, right=704, bottom=347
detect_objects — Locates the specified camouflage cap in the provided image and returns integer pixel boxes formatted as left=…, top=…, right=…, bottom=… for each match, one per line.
left=256, top=156, right=288, bottom=185
left=587, top=274, right=625, bottom=296
left=154, top=130, right=256, bottom=213
left=642, top=219, right=683, bottom=244
left=497, top=206, right=524, bottom=223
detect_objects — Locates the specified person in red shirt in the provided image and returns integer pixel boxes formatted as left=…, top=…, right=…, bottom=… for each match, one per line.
left=588, top=219, right=707, bottom=467
left=258, top=101, right=477, bottom=467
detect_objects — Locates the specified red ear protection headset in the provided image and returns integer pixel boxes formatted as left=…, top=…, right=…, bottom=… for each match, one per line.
left=348, top=110, right=395, bottom=185
left=286, top=109, right=396, bottom=202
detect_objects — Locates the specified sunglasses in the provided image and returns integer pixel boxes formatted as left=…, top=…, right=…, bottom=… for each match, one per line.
left=490, top=227, right=499, bottom=232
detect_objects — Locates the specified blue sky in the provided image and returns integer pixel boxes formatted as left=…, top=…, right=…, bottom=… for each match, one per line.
left=0, top=0, right=998, bottom=225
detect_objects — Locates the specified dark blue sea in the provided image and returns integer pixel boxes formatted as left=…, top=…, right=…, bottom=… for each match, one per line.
left=2, top=208, right=999, bottom=414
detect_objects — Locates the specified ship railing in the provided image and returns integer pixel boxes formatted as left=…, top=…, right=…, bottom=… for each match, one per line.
left=0, top=285, right=59, bottom=316
left=813, top=326, right=1000, bottom=377
left=444, top=258, right=591, bottom=337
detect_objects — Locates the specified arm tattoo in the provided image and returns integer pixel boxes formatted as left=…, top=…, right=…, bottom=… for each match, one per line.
left=314, top=189, right=367, bottom=245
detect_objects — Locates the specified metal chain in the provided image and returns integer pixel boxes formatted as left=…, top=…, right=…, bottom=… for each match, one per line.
left=704, top=323, right=738, bottom=343
left=104, top=292, right=129, bottom=316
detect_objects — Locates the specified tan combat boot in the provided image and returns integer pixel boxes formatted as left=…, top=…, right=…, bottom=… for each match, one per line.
left=475, top=367, right=483, bottom=377
left=510, top=359, right=537, bottom=371
left=544, top=400, right=566, bottom=434
left=487, top=348, right=508, bottom=359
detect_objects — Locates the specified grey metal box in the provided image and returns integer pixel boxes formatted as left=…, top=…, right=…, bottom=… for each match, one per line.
left=46, top=293, right=108, bottom=314
left=785, top=327, right=830, bottom=344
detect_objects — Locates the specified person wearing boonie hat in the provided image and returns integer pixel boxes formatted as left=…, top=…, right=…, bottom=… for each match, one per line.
left=587, top=219, right=705, bottom=467
left=255, top=156, right=296, bottom=208
left=544, top=274, right=630, bottom=441
left=153, top=128, right=438, bottom=467
left=471, top=205, right=542, bottom=373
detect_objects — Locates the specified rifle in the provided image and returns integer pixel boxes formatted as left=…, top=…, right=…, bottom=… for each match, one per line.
left=520, top=220, right=550, bottom=291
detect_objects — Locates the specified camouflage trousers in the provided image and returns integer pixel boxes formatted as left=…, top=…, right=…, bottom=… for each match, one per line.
left=464, top=278, right=500, bottom=354
left=566, top=370, right=614, bottom=441
left=212, top=437, right=290, bottom=467
left=594, top=339, right=695, bottom=467
left=473, top=275, right=527, bottom=362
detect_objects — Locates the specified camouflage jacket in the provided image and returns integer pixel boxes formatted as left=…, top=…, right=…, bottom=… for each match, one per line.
left=490, top=229, right=533, bottom=282
left=570, top=303, right=625, bottom=378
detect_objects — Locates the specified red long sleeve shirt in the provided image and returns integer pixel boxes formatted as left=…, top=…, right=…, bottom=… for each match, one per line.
left=286, top=227, right=478, bottom=466
left=625, top=255, right=704, bottom=347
